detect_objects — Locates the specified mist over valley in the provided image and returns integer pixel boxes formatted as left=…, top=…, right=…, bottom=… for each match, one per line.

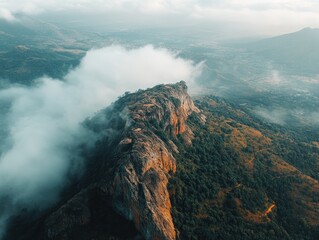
left=0, top=1, right=319, bottom=239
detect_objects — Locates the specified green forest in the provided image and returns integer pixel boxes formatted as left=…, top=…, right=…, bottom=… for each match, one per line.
left=169, top=96, right=319, bottom=240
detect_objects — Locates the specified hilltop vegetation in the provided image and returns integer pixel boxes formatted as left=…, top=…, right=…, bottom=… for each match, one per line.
left=3, top=82, right=319, bottom=240
left=169, top=96, right=319, bottom=240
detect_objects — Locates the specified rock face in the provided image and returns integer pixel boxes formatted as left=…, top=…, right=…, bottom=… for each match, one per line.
left=7, top=81, right=198, bottom=240
left=111, top=82, right=199, bottom=240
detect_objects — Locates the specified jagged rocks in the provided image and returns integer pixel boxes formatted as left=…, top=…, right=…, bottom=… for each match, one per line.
left=111, top=81, right=198, bottom=240
left=17, top=81, right=199, bottom=240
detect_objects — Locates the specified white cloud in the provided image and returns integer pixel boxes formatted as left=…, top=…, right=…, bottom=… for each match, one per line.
left=1, top=0, right=319, bottom=35
left=0, top=45, right=202, bottom=237
left=254, top=107, right=288, bottom=125
left=192, top=4, right=319, bottom=35
left=0, top=8, right=16, bottom=21
left=0, top=0, right=315, bottom=15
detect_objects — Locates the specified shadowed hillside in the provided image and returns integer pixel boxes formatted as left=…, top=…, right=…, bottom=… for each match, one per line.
left=4, top=83, right=319, bottom=240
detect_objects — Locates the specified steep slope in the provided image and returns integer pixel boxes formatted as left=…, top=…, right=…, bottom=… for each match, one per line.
left=5, top=81, right=199, bottom=240
left=5, top=82, right=319, bottom=240
left=169, top=96, right=319, bottom=239
left=111, top=82, right=200, bottom=240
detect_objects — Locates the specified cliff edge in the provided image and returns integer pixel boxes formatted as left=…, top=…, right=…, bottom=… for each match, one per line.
left=13, top=81, right=199, bottom=240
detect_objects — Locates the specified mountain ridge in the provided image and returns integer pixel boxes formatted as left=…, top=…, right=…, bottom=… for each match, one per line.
left=5, top=82, right=319, bottom=240
left=5, top=81, right=199, bottom=240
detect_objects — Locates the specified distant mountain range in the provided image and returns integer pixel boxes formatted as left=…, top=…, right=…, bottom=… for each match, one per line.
left=246, top=28, right=319, bottom=75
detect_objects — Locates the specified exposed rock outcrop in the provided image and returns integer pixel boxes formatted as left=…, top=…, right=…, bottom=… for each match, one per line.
left=111, top=81, right=198, bottom=240
left=9, top=81, right=198, bottom=240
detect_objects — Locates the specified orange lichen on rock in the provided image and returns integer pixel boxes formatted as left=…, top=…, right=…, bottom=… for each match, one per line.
left=112, top=81, right=198, bottom=240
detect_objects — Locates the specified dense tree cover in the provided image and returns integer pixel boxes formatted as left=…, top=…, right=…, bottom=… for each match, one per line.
left=169, top=97, right=319, bottom=240
left=0, top=47, right=82, bottom=85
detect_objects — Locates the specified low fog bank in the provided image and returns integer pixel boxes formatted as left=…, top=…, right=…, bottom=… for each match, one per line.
left=0, top=45, right=202, bottom=237
left=199, top=59, right=319, bottom=128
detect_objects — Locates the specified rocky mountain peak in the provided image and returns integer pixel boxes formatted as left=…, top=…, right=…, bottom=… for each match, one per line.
left=110, top=81, right=199, bottom=239
left=10, top=81, right=199, bottom=240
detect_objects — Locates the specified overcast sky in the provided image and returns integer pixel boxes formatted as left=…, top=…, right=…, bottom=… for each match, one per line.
left=0, top=0, right=319, bottom=35
left=1, top=1, right=319, bottom=36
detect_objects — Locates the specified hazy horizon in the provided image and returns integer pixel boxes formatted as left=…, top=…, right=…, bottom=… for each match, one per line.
left=1, top=0, right=319, bottom=38
left=1, top=1, right=319, bottom=239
